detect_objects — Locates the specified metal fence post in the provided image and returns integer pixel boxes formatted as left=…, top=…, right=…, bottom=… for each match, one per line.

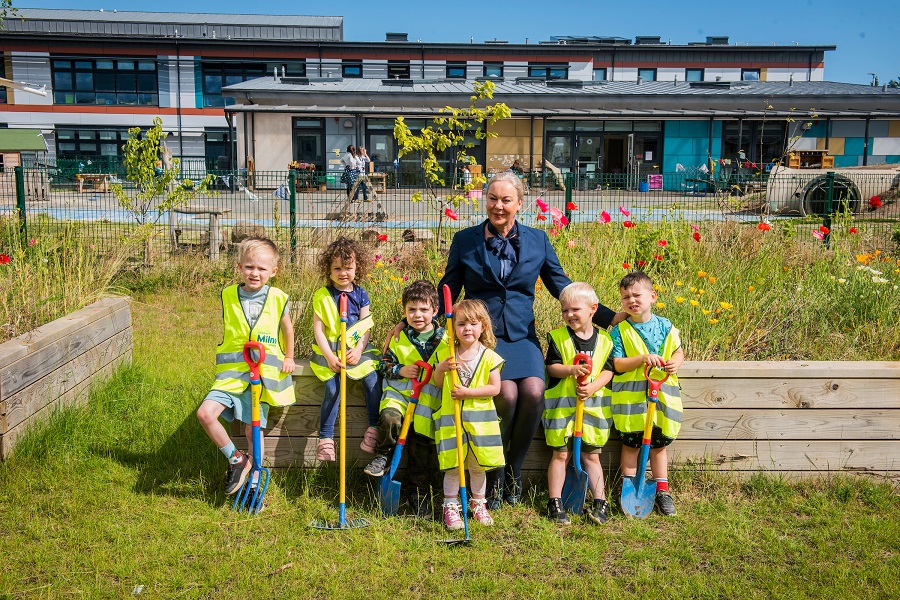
left=14, top=166, right=26, bottom=240
left=288, top=169, right=297, bottom=264
left=564, top=172, right=574, bottom=225
left=824, top=171, right=834, bottom=248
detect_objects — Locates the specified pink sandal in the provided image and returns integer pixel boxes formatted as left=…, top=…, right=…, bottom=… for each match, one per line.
left=316, top=438, right=335, bottom=462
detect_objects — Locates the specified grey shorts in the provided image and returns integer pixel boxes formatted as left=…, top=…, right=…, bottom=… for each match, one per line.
left=204, top=388, right=270, bottom=428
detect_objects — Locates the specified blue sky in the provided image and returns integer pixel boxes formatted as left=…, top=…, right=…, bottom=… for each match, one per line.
left=17, top=0, right=900, bottom=85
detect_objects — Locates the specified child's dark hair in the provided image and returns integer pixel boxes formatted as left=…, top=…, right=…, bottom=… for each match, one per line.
left=402, top=279, right=439, bottom=309
left=318, top=236, right=371, bottom=282
left=620, top=271, right=654, bottom=290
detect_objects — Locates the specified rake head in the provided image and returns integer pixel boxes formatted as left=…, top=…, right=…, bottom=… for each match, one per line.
left=232, top=466, right=270, bottom=515
left=309, top=517, right=372, bottom=530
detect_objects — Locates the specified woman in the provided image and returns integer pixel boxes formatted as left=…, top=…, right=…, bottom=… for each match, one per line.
left=438, top=171, right=623, bottom=508
left=353, top=146, right=370, bottom=202
left=340, top=145, right=359, bottom=199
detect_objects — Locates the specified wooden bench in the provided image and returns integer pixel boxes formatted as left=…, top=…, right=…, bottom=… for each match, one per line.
left=367, top=163, right=386, bottom=193
left=76, top=173, right=112, bottom=193
left=173, top=205, right=232, bottom=260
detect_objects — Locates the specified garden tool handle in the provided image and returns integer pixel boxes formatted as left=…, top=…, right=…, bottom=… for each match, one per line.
left=242, top=341, right=266, bottom=380
left=397, top=361, right=434, bottom=445
left=442, top=285, right=462, bottom=389
left=572, top=352, right=593, bottom=433
left=643, top=364, right=670, bottom=402
left=442, top=284, right=453, bottom=320
left=409, top=360, right=434, bottom=400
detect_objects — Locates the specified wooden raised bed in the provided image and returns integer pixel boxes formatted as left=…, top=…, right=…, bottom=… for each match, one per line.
left=0, top=297, right=132, bottom=459
left=235, top=360, right=900, bottom=481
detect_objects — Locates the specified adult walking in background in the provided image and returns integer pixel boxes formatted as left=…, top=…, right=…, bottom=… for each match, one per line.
left=340, top=145, right=359, bottom=200
left=353, top=146, right=370, bottom=202
left=437, top=171, right=624, bottom=508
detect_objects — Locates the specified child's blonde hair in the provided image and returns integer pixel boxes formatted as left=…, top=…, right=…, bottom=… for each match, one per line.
left=453, top=299, right=496, bottom=349
left=317, top=236, right=370, bottom=282
left=237, top=237, right=279, bottom=266
left=559, top=282, right=598, bottom=307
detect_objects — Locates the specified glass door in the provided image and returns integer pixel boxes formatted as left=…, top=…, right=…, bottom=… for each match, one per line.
left=292, top=118, right=325, bottom=172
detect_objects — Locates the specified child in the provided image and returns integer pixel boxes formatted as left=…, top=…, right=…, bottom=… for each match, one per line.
left=432, top=299, right=504, bottom=530
left=364, top=280, right=448, bottom=517
left=311, top=236, right=381, bottom=461
left=543, top=282, right=615, bottom=525
left=610, top=272, right=685, bottom=516
left=196, top=237, right=296, bottom=494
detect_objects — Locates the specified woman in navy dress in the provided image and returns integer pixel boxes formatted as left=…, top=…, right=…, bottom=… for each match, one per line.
left=438, top=172, right=624, bottom=507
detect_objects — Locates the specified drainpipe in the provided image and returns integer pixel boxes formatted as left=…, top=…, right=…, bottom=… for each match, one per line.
left=175, top=31, right=184, bottom=159
left=421, top=44, right=425, bottom=78
left=863, top=117, right=870, bottom=166
left=318, top=43, right=322, bottom=76
left=529, top=116, right=535, bottom=175
left=737, top=118, right=743, bottom=156
left=610, top=48, right=616, bottom=81
left=243, top=112, right=249, bottom=168
left=708, top=116, right=714, bottom=167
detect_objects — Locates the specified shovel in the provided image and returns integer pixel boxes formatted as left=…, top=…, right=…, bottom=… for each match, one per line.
left=232, top=341, right=270, bottom=515
left=560, top=352, right=593, bottom=515
left=311, top=292, right=371, bottom=530
left=378, top=360, right=434, bottom=516
left=438, top=284, right=470, bottom=546
left=620, top=365, right=670, bottom=519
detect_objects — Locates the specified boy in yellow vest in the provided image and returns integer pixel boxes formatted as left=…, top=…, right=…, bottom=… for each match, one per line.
left=543, top=282, right=615, bottom=525
left=610, top=272, right=684, bottom=516
left=196, top=237, right=296, bottom=494
left=364, top=280, right=447, bottom=517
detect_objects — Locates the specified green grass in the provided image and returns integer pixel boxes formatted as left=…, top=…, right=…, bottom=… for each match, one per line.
left=1, top=289, right=898, bottom=598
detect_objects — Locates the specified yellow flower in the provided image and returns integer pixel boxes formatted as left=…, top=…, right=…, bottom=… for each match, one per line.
left=697, top=270, right=707, bottom=278
left=653, top=284, right=661, bottom=291
left=690, top=286, right=697, bottom=293
left=675, top=280, right=683, bottom=286
left=727, top=314, right=733, bottom=319
left=376, top=261, right=384, bottom=267
left=675, top=296, right=685, bottom=303
left=708, top=276, right=717, bottom=283
left=708, top=318, right=719, bottom=324
left=655, top=302, right=666, bottom=309
left=689, top=299, right=699, bottom=306
left=697, top=289, right=705, bottom=295
left=720, top=302, right=733, bottom=310
left=748, top=285, right=755, bottom=291
left=702, top=309, right=711, bottom=315
left=783, top=266, right=789, bottom=272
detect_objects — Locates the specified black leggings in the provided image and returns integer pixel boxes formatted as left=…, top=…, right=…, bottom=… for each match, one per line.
left=490, top=376, right=545, bottom=489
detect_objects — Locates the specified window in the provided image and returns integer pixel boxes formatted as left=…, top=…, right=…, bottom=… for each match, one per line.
left=528, top=64, right=569, bottom=79
left=342, top=60, right=363, bottom=78
left=265, top=61, right=306, bottom=78
left=55, top=127, right=131, bottom=162
left=742, top=69, right=760, bottom=81
left=201, top=62, right=266, bottom=107
left=592, top=68, right=607, bottom=82
left=387, top=60, right=410, bottom=79
left=52, top=57, right=158, bottom=106
left=0, top=56, right=6, bottom=104
left=483, top=63, right=503, bottom=78
left=637, top=68, right=657, bottom=82
left=685, top=68, right=704, bottom=82
left=446, top=62, right=467, bottom=79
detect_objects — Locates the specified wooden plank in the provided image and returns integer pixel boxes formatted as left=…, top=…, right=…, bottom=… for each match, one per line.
left=679, top=360, right=900, bottom=379
left=681, top=378, right=900, bottom=409
left=0, top=297, right=128, bottom=371
left=0, top=351, right=129, bottom=459
left=0, top=306, right=131, bottom=400
left=679, top=409, right=900, bottom=441
left=1, top=328, right=132, bottom=431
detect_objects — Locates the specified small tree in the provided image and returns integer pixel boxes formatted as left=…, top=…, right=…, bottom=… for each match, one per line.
left=111, top=116, right=215, bottom=266
left=393, top=80, right=511, bottom=240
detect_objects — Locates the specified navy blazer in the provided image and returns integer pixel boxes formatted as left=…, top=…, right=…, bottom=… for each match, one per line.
left=438, top=220, right=616, bottom=342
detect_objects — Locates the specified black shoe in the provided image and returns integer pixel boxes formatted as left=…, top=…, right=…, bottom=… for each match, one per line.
left=407, top=491, right=432, bottom=519
left=224, top=451, right=251, bottom=495
left=547, top=497, right=571, bottom=525
left=587, top=499, right=610, bottom=525
left=364, top=454, right=389, bottom=477
left=655, top=491, right=677, bottom=516
left=504, top=476, right=523, bottom=505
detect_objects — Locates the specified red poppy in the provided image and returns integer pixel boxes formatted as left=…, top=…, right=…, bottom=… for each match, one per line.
left=757, top=222, right=771, bottom=231
left=812, top=230, right=825, bottom=241
left=657, top=239, right=668, bottom=247
left=622, top=262, right=631, bottom=269
left=819, top=225, right=830, bottom=234
left=566, top=201, right=578, bottom=211
left=0, top=254, right=9, bottom=265
left=537, top=214, right=547, bottom=221
left=377, top=234, right=388, bottom=242
left=654, top=254, right=664, bottom=261
left=598, top=211, right=611, bottom=224
left=869, top=195, right=882, bottom=208
left=692, top=232, right=701, bottom=242
left=536, top=197, right=549, bottom=212
left=28, top=238, right=36, bottom=246
left=549, top=228, right=559, bottom=236
left=444, top=207, right=459, bottom=220
left=559, top=215, right=569, bottom=226
left=623, top=221, right=635, bottom=228
left=619, top=206, right=631, bottom=217
left=849, top=227, right=859, bottom=234
left=637, top=260, right=647, bottom=267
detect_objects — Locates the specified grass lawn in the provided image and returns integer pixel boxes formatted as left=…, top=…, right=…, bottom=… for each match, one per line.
left=1, top=288, right=898, bottom=599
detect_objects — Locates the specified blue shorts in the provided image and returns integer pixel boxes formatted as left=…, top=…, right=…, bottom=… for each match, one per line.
left=205, top=388, right=270, bottom=428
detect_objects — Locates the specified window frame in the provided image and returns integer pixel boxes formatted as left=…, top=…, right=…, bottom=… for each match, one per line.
left=51, top=57, right=158, bottom=106
left=342, top=60, right=363, bottom=78
left=387, top=60, right=411, bottom=80
left=483, top=62, right=503, bottom=78
left=528, top=63, right=569, bottom=80
left=592, top=67, right=608, bottom=82
left=685, top=68, right=704, bottom=82
left=741, top=68, right=761, bottom=81
left=446, top=61, right=467, bottom=79
left=637, top=68, right=657, bottom=82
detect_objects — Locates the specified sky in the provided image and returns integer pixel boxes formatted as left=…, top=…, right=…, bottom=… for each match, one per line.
left=16, top=0, right=900, bottom=85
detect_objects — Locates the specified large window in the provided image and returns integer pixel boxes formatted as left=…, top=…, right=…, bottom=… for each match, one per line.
left=446, top=62, right=467, bottom=79
left=483, top=63, right=503, bottom=78
left=638, top=68, right=657, bottom=82
left=722, top=120, right=787, bottom=165
left=52, top=58, right=158, bottom=106
left=342, top=60, right=363, bottom=78
left=387, top=60, right=410, bottom=79
left=55, top=128, right=131, bottom=164
left=202, top=61, right=304, bottom=107
left=529, top=63, right=569, bottom=79
left=742, top=69, right=761, bottom=81
left=685, top=68, right=704, bottom=82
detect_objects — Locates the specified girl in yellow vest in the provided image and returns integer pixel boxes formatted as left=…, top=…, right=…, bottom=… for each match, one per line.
left=196, top=238, right=296, bottom=495
left=311, top=237, right=381, bottom=461
left=610, top=272, right=684, bottom=516
left=432, top=299, right=504, bottom=530
left=543, top=282, right=615, bottom=525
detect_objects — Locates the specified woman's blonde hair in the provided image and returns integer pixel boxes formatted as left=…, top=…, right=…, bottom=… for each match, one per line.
left=486, top=171, right=524, bottom=203
left=453, top=299, right=496, bottom=349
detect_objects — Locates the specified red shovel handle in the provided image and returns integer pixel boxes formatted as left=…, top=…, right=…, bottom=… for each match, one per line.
left=243, top=341, right=266, bottom=380
left=573, top=352, right=592, bottom=385
left=442, top=284, right=453, bottom=319
left=409, top=360, right=434, bottom=400
left=339, top=292, right=348, bottom=323
left=643, top=364, right=670, bottom=401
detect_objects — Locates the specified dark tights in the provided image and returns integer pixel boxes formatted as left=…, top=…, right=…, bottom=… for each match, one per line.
left=489, top=376, right=545, bottom=493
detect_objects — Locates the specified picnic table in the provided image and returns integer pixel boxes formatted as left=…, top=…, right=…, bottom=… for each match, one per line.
left=76, top=173, right=112, bottom=193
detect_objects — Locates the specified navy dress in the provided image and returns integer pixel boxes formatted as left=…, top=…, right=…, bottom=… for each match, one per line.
left=438, top=220, right=616, bottom=380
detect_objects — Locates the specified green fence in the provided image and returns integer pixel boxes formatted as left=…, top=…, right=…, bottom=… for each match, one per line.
left=3, top=165, right=898, bottom=261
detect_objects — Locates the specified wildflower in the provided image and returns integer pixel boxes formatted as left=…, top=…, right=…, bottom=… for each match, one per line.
left=720, top=302, right=733, bottom=310
left=689, top=299, right=699, bottom=306
left=692, top=232, right=701, bottom=243
left=550, top=206, right=564, bottom=220
left=757, top=222, right=771, bottom=231
left=90, top=244, right=95, bottom=249
left=566, top=201, right=578, bottom=211
left=557, top=216, right=570, bottom=226
left=675, top=297, right=685, bottom=303
left=28, top=238, right=36, bottom=246
left=856, top=253, right=871, bottom=264
left=812, top=230, right=825, bottom=240
left=748, top=285, right=754, bottom=291
left=702, top=309, right=711, bottom=315
left=536, top=197, right=549, bottom=212
left=622, top=262, right=631, bottom=269
left=873, top=276, right=889, bottom=284
left=869, top=195, right=882, bottom=209
left=697, top=289, right=705, bottom=295
left=566, top=240, right=576, bottom=248
left=708, top=277, right=717, bottom=284
left=624, top=221, right=635, bottom=228
left=376, top=261, right=384, bottom=268
left=690, top=286, right=697, bottom=293
left=377, top=234, right=388, bottom=242
left=653, top=254, right=663, bottom=261
left=657, top=240, right=668, bottom=247
left=375, top=254, right=382, bottom=260
left=708, top=318, right=719, bottom=324
left=637, top=260, right=647, bottom=267
left=675, top=280, right=683, bottom=286
left=697, top=271, right=707, bottom=278
left=598, top=210, right=611, bottom=224
left=819, top=225, right=830, bottom=234
left=690, top=224, right=700, bottom=232
left=550, top=228, right=559, bottom=237
left=849, top=227, right=858, bottom=234
left=0, top=254, right=9, bottom=265
left=837, top=278, right=846, bottom=284
left=445, top=207, right=459, bottom=220
left=537, top=214, right=547, bottom=221
left=655, top=302, right=666, bottom=309
left=619, top=206, right=631, bottom=217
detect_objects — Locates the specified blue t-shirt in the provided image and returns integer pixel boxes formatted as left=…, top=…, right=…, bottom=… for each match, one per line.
left=611, top=314, right=676, bottom=358
left=326, top=284, right=370, bottom=327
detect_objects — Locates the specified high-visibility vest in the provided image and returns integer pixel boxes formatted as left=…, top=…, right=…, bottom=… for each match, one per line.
left=433, top=346, right=505, bottom=471
left=542, top=327, right=614, bottom=448
left=211, top=285, right=295, bottom=407
left=610, top=320, right=682, bottom=438
left=309, top=286, right=379, bottom=382
left=380, top=329, right=448, bottom=439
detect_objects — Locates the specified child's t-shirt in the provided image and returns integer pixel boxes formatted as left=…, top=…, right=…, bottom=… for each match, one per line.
left=545, top=326, right=615, bottom=389
left=237, top=284, right=289, bottom=329
left=610, top=314, right=677, bottom=358
left=325, top=284, right=370, bottom=327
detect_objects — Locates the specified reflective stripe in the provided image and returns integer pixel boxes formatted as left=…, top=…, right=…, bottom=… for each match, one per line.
left=609, top=379, right=681, bottom=397
left=436, top=433, right=504, bottom=455
left=386, top=378, right=413, bottom=392
left=436, top=409, right=498, bottom=428
left=216, top=352, right=284, bottom=370
left=544, top=414, right=614, bottom=432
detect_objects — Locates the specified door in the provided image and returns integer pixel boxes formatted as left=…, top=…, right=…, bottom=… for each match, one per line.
left=576, top=133, right=602, bottom=188
left=603, top=135, right=628, bottom=173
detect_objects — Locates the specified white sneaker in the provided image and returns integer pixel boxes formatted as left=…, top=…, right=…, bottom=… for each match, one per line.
left=442, top=501, right=464, bottom=531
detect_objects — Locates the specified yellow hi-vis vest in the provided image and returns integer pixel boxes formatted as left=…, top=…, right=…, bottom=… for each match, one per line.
left=542, top=327, right=614, bottom=448
left=434, top=346, right=505, bottom=471
left=309, top=286, right=379, bottom=382
left=211, top=284, right=295, bottom=407
left=610, top=320, right=682, bottom=438
left=379, top=329, right=448, bottom=439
